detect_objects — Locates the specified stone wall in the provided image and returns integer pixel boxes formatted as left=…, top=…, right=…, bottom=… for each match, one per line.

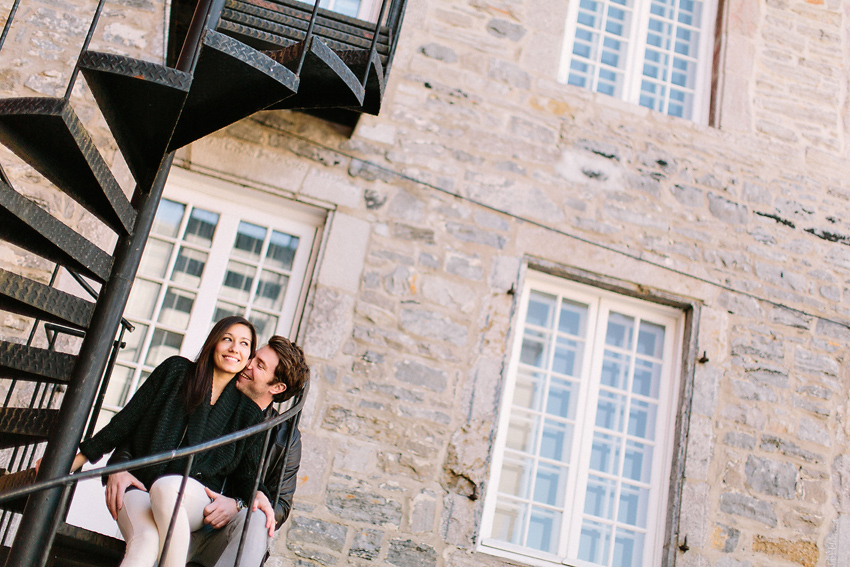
left=4, top=0, right=850, bottom=566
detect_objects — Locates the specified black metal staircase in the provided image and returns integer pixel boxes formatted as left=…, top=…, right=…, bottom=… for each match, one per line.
left=0, top=0, right=407, bottom=564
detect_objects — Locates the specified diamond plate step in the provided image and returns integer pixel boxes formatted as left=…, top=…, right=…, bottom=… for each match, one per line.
left=0, top=98, right=136, bottom=235
left=0, top=407, right=59, bottom=449
left=0, top=342, right=76, bottom=384
left=0, top=524, right=124, bottom=566
left=0, top=468, right=35, bottom=515
left=0, top=180, right=112, bottom=284
left=168, top=30, right=299, bottom=151
left=265, top=36, right=364, bottom=110
left=0, top=269, right=94, bottom=329
left=221, top=0, right=390, bottom=58
left=79, top=52, right=192, bottom=190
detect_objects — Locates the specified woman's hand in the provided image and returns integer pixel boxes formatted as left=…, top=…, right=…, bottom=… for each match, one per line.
left=105, top=471, right=147, bottom=520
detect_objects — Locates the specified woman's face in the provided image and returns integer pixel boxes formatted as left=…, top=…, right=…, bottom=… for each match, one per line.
left=212, top=323, right=253, bottom=376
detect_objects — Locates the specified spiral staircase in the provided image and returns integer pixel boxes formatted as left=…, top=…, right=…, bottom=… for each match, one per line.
left=0, top=0, right=406, bottom=564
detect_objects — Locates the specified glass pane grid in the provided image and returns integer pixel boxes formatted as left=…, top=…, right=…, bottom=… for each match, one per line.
left=639, top=0, right=703, bottom=118
left=568, top=0, right=634, bottom=97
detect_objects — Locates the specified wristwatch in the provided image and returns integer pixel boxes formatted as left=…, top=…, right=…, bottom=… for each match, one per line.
left=234, top=498, right=245, bottom=512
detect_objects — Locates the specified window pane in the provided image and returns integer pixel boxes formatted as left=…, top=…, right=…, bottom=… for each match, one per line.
left=513, top=370, right=545, bottom=411
left=499, top=455, right=533, bottom=498
left=492, top=500, right=527, bottom=545
left=254, top=270, right=289, bottom=312
left=628, top=399, right=658, bottom=440
left=540, top=419, right=574, bottom=462
left=125, top=280, right=160, bottom=320
left=553, top=336, right=582, bottom=377
left=613, top=530, right=645, bottom=567
left=596, top=390, right=627, bottom=432
left=534, top=463, right=568, bottom=506
left=590, top=432, right=622, bottom=476
left=172, top=247, right=208, bottom=288
left=118, top=323, right=147, bottom=363
left=139, top=238, right=173, bottom=278
left=221, top=261, right=256, bottom=303
left=506, top=410, right=540, bottom=454
left=520, top=330, right=549, bottom=368
left=637, top=321, right=666, bottom=357
left=606, top=312, right=635, bottom=348
left=152, top=199, right=185, bottom=237
left=213, top=300, right=244, bottom=322
left=618, top=483, right=649, bottom=527
left=184, top=208, right=219, bottom=246
left=158, top=288, right=195, bottom=328
left=633, top=358, right=662, bottom=398
left=267, top=231, right=300, bottom=271
left=623, top=441, right=653, bottom=483
left=249, top=311, right=279, bottom=343
left=579, top=520, right=612, bottom=566
left=584, top=475, right=617, bottom=519
left=526, top=291, right=556, bottom=327
left=233, top=221, right=266, bottom=261
left=601, top=350, right=629, bottom=389
left=528, top=507, right=560, bottom=553
left=547, top=377, right=577, bottom=419
left=102, top=364, right=133, bottom=408
left=558, top=299, right=588, bottom=335
left=145, top=329, right=183, bottom=366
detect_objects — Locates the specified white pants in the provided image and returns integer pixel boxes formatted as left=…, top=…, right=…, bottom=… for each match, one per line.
left=116, top=476, right=212, bottom=567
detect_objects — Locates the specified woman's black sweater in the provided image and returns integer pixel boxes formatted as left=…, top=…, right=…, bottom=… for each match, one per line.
left=79, top=356, right=267, bottom=501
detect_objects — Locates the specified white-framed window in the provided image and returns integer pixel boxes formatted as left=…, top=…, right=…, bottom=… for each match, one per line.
left=558, top=0, right=717, bottom=123
left=479, top=272, right=685, bottom=567
left=303, top=0, right=382, bottom=22
left=98, top=169, right=324, bottom=423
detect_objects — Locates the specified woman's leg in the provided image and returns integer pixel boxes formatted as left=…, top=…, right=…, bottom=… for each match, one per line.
left=116, top=489, right=160, bottom=567
left=149, top=475, right=211, bottom=567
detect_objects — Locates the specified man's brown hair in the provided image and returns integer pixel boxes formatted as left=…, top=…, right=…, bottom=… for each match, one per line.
left=267, top=336, right=310, bottom=403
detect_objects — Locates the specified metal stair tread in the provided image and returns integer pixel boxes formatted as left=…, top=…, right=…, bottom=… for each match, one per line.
left=78, top=52, right=192, bottom=189
left=0, top=179, right=113, bottom=283
left=167, top=29, right=299, bottom=151
left=0, top=268, right=94, bottom=329
left=0, top=97, right=136, bottom=235
left=222, top=0, right=390, bottom=56
left=0, top=407, right=59, bottom=449
left=0, top=341, right=76, bottom=383
left=265, top=36, right=365, bottom=110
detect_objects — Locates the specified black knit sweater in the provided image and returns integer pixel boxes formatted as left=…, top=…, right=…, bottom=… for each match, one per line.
left=79, top=356, right=268, bottom=501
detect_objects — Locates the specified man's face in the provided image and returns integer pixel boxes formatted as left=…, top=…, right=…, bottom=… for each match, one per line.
left=236, top=345, right=285, bottom=402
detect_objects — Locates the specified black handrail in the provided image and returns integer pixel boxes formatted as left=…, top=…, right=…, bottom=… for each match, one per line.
left=0, top=383, right=307, bottom=503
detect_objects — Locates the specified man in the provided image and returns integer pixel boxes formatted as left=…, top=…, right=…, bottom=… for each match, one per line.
left=105, top=336, right=310, bottom=567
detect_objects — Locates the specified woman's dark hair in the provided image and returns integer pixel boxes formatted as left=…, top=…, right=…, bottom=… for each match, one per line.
left=182, top=316, right=257, bottom=413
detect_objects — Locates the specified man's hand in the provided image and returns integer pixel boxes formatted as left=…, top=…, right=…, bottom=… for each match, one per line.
left=252, top=491, right=275, bottom=537
left=203, top=487, right=239, bottom=529
left=105, top=471, right=147, bottom=520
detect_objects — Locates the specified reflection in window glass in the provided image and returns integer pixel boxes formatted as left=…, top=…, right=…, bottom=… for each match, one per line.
left=145, top=329, right=183, bottom=366
left=233, top=222, right=266, bottom=260
left=266, top=231, right=299, bottom=270
left=152, top=199, right=185, bottom=237
left=184, top=208, right=219, bottom=246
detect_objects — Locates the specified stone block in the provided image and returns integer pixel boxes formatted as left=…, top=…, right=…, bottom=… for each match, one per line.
left=488, top=59, right=530, bottom=90
left=719, top=492, right=778, bottom=526
left=318, top=214, right=371, bottom=293
left=400, top=308, right=468, bottom=346
left=724, top=432, right=756, bottom=449
left=419, top=42, right=458, bottom=63
left=745, top=455, right=798, bottom=499
left=421, top=275, right=477, bottom=313
left=287, top=516, right=347, bottom=552
left=708, top=193, right=748, bottom=224
left=302, top=288, right=355, bottom=360
left=410, top=490, right=437, bottom=533
left=760, top=434, right=824, bottom=464
left=672, top=184, right=704, bottom=207
left=325, top=483, right=403, bottom=527
left=446, top=221, right=506, bottom=248
left=826, top=514, right=850, bottom=567
left=349, top=529, right=383, bottom=560
left=752, top=535, right=818, bottom=567
left=394, top=359, right=449, bottom=391
left=712, top=524, right=741, bottom=553
left=794, top=347, right=839, bottom=377
left=386, top=539, right=437, bottom=567
left=486, top=18, right=526, bottom=41
left=445, top=255, right=484, bottom=281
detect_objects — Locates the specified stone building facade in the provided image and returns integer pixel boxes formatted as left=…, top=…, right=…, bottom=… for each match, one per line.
left=3, top=0, right=850, bottom=566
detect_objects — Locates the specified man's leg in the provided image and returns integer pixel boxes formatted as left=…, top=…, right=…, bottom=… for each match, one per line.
left=188, top=509, right=270, bottom=567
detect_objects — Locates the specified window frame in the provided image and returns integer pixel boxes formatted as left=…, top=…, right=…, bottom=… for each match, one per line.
left=557, top=0, right=719, bottom=124
left=479, top=269, right=691, bottom=567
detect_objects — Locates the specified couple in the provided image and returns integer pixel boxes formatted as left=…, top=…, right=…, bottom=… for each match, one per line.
left=68, top=316, right=307, bottom=567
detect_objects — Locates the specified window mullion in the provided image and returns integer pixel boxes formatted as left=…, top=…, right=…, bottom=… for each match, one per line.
left=626, top=0, right=651, bottom=106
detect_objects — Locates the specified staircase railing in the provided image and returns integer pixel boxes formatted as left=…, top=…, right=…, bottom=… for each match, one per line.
left=0, top=384, right=307, bottom=567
